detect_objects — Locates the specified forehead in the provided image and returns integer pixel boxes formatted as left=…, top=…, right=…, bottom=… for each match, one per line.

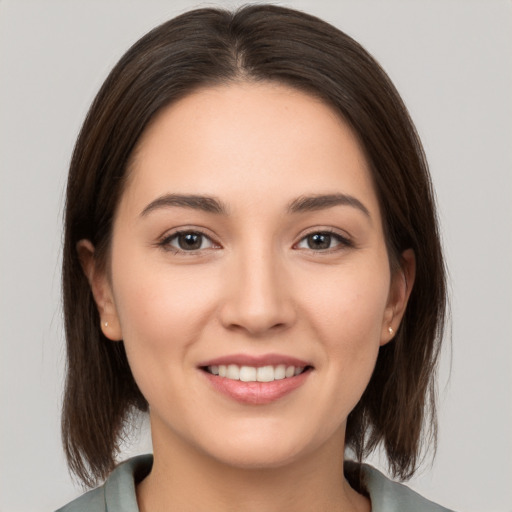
left=122, top=81, right=380, bottom=219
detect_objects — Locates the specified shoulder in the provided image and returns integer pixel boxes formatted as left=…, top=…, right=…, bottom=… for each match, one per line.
left=55, top=485, right=106, bottom=512
left=55, top=454, right=153, bottom=512
left=362, top=464, right=456, bottom=512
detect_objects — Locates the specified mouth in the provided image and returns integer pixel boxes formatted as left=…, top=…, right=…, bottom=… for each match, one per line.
left=201, top=364, right=311, bottom=382
left=198, top=354, right=314, bottom=405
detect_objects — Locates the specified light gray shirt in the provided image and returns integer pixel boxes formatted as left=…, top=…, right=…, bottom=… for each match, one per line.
left=56, top=454, right=455, bottom=512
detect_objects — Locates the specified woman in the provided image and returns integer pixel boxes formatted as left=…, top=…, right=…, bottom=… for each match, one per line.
left=58, top=5, right=450, bottom=511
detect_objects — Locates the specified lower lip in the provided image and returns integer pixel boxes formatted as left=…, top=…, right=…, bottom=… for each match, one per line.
left=202, top=369, right=311, bottom=405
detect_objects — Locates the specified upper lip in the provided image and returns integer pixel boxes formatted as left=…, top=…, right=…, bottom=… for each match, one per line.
left=198, top=353, right=312, bottom=368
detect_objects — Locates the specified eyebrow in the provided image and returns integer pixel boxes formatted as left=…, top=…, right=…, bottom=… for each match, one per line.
left=287, top=193, right=370, bottom=218
left=140, top=194, right=228, bottom=217
left=140, top=192, right=370, bottom=218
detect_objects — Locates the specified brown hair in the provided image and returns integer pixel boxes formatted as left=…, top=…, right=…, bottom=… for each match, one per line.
left=62, top=4, right=446, bottom=488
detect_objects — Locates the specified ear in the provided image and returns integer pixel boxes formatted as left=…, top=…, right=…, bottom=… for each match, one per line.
left=77, top=239, right=123, bottom=341
left=380, top=248, right=416, bottom=346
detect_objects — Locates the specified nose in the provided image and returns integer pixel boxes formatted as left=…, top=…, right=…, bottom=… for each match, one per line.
left=218, top=246, right=296, bottom=336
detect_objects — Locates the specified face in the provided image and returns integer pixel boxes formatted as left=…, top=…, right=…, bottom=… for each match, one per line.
left=83, top=82, right=413, bottom=470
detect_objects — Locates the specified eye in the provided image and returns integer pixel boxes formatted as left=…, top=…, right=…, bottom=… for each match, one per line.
left=296, top=231, right=351, bottom=251
left=161, top=230, right=216, bottom=252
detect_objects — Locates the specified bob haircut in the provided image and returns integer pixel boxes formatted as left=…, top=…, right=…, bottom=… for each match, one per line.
left=62, top=4, right=446, bottom=488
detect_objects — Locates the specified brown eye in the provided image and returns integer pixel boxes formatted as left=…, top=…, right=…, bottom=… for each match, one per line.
left=296, top=231, right=352, bottom=251
left=163, top=231, right=215, bottom=252
left=177, top=233, right=203, bottom=250
left=307, top=233, right=332, bottom=250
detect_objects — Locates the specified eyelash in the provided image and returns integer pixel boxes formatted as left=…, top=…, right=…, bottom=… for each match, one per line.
left=157, top=229, right=353, bottom=255
left=158, top=230, right=218, bottom=254
left=294, top=229, right=353, bottom=252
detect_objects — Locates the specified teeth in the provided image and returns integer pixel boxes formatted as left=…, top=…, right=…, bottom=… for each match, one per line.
left=239, top=366, right=257, bottom=382
left=257, top=365, right=274, bottom=382
left=274, top=364, right=286, bottom=380
left=207, top=364, right=305, bottom=382
left=226, top=364, right=239, bottom=380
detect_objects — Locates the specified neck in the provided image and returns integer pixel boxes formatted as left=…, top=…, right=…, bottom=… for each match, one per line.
left=136, top=423, right=370, bottom=512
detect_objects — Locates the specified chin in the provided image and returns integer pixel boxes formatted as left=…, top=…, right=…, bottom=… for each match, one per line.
left=207, top=445, right=304, bottom=470
left=195, top=425, right=322, bottom=470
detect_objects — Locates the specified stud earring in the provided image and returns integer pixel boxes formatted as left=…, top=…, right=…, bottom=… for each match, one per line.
left=104, top=321, right=109, bottom=328
left=388, top=326, right=394, bottom=335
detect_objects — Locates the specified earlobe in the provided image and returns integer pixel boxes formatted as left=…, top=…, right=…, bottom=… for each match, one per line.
left=381, top=248, right=416, bottom=346
left=76, top=239, right=123, bottom=341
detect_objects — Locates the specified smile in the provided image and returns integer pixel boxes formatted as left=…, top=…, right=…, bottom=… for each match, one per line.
left=199, top=355, right=313, bottom=405
left=206, top=364, right=306, bottom=382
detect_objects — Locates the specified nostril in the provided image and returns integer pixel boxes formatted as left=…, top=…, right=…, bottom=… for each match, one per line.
left=217, top=273, right=297, bottom=335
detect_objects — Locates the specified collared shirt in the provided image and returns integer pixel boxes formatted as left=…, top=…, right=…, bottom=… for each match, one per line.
left=56, top=454, right=455, bottom=512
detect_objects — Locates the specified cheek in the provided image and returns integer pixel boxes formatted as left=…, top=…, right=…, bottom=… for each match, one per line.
left=298, top=259, right=390, bottom=399
left=109, top=247, right=221, bottom=378
left=299, top=261, right=390, bottom=346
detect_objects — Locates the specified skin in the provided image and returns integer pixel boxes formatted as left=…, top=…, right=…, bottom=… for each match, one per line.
left=79, top=82, right=415, bottom=512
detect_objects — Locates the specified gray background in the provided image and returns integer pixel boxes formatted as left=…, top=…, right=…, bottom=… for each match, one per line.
left=1, top=1, right=511, bottom=511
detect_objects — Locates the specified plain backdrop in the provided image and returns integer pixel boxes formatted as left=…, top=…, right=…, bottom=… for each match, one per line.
left=0, top=1, right=511, bottom=511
